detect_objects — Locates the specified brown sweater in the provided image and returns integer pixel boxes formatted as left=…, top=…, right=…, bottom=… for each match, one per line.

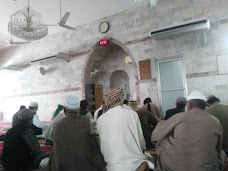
left=50, top=114, right=104, bottom=171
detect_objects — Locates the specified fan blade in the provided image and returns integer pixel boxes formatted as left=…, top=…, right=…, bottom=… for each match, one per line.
left=58, top=24, right=75, bottom=31
left=9, top=41, right=31, bottom=45
left=56, top=52, right=70, bottom=58
left=56, top=52, right=71, bottom=62
left=7, top=65, right=21, bottom=71
left=59, top=12, right=70, bottom=25
left=47, top=24, right=58, bottom=26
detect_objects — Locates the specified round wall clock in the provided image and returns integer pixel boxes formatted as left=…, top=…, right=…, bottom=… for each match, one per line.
left=99, top=21, right=109, bottom=33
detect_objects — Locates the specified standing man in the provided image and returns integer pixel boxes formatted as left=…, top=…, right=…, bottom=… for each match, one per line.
left=136, top=109, right=158, bottom=149
left=29, top=102, right=49, bottom=135
left=165, top=97, right=187, bottom=120
left=152, top=90, right=227, bottom=171
left=141, top=98, right=161, bottom=120
left=97, top=88, right=154, bottom=171
left=50, top=95, right=104, bottom=171
left=205, top=95, right=228, bottom=156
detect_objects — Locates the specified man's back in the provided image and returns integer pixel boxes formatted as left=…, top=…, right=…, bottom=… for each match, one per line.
left=137, top=109, right=158, bottom=149
left=97, top=106, right=149, bottom=171
left=51, top=114, right=103, bottom=171
left=152, top=109, right=226, bottom=171
left=206, top=103, right=228, bottom=153
left=165, top=107, right=184, bottom=120
left=2, top=125, right=34, bottom=171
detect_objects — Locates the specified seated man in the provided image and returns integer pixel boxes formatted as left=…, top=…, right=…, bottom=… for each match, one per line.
left=50, top=95, right=104, bottom=171
left=43, top=110, right=65, bottom=144
left=29, top=102, right=49, bottom=135
left=44, top=100, right=93, bottom=142
left=122, top=100, right=133, bottom=110
left=152, top=90, right=227, bottom=171
left=12, top=105, right=26, bottom=127
left=2, top=109, right=50, bottom=171
left=205, top=95, right=228, bottom=156
left=79, top=100, right=93, bottom=119
left=52, top=104, right=64, bottom=119
left=97, top=88, right=154, bottom=171
left=165, top=97, right=187, bottom=120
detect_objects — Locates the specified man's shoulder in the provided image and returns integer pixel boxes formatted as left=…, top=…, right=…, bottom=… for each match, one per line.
left=122, top=107, right=138, bottom=116
left=53, top=116, right=68, bottom=128
left=166, top=108, right=175, bottom=114
left=98, top=106, right=137, bottom=122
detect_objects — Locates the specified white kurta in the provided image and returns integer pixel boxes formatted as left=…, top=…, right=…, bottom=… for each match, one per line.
left=33, top=114, right=49, bottom=134
left=122, top=104, right=133, bottom=110
left=43, top=112, right=65, bottom=140
left=97, top=106, right=154, bottom=171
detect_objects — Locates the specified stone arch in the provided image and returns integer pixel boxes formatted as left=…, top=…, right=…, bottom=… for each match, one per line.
left=81, top=37, right=140, bottom=104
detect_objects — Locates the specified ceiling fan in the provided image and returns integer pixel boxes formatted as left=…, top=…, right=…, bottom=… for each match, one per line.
left=47, top=0, right=75, bottom=31
left=48, top=12, right=75, bottom=31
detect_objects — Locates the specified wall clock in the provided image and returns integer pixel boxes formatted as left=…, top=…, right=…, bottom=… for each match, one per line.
left=99, top=21, right=109, bottom=33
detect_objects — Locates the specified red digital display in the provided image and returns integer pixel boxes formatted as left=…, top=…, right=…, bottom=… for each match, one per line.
left=99, top=39, right=108, bottom=46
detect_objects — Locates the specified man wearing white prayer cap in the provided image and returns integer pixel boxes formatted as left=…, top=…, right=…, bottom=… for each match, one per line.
left=152, top=90, right=227, bottom=171
left=28, top=102, right=49, bottom=135
left=43, top=96, right=81, bottom=141
left=50, top=95, right=105, bottom=171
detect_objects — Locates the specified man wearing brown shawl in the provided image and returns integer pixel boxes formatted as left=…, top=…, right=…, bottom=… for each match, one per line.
left=50, top=95, right=104, bottom=171
left=152, top=90, right=227, bottom=171
left=97, top=88, right=154, bottom=171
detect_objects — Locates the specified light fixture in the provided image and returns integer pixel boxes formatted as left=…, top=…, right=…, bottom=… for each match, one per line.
left=39, top=67, right=46, bottom=75
left=8, top=0, right=48, bottom=41
left=125, top=56, right=132, bottom=64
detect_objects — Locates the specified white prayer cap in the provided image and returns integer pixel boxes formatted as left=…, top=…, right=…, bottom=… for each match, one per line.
left=29, top=102, right=38, bottom=107
left=64, top=95, right=80, bottom=110
left=187, top=90, right=206, bottom=102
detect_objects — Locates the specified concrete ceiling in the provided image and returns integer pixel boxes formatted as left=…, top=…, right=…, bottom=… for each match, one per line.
left=0, top=0, right=147, bottom=50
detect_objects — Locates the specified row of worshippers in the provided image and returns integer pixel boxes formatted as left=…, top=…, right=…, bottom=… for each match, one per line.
left=2, top=89, right=155, bottom=171
left=48, top=89, right=226, bottom=171
left=2, top=99, right=94, bottom=170
left=2, top=89, right=228, bottom=171
left=152, top=90, right=228, bottom=171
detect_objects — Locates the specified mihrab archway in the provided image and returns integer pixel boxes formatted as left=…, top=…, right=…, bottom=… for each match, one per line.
left=81, top=37, right=140, bottom=108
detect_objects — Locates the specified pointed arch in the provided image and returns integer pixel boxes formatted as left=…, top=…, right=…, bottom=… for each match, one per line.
left=81, top=37, right=140, bottom=104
